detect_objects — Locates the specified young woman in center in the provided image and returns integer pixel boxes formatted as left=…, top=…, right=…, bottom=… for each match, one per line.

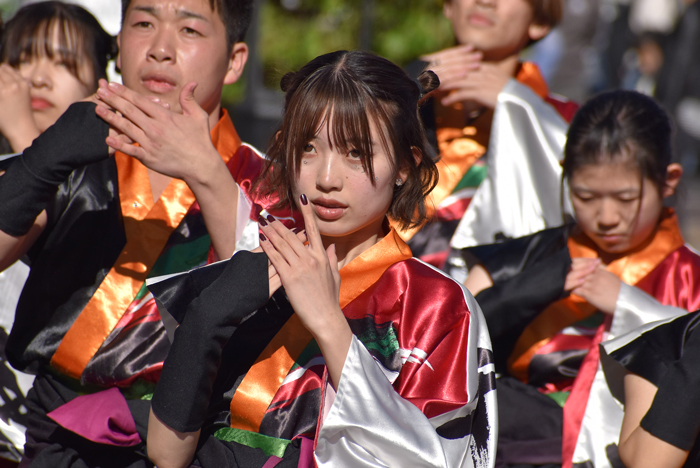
left=145, top=50, right=497, bottom=468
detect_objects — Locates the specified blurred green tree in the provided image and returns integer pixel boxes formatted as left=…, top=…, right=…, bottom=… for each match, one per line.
left=222, top=0, right=453, bottom=105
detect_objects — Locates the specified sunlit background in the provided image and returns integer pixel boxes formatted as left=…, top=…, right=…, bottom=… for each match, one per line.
left=2, top=0, right=698, bottom=247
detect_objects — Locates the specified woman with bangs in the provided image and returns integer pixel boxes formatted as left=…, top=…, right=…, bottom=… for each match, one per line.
left=0, top=1, right=114, bottom=154
left=143, top=50, right=497, bottom=468
left=0, top=3, right=113, bottom=463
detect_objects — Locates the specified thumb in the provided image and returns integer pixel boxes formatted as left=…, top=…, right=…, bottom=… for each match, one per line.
left=179, top=81, right=198, bottom=115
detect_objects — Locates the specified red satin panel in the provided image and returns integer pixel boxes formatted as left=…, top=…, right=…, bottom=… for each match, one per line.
left=340, top=259, right=473, bottom=420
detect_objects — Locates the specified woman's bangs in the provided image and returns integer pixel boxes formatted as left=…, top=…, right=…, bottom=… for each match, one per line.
left=286, top=73, right=379, bottom=181
left=10, top=18, right=84, bottom=82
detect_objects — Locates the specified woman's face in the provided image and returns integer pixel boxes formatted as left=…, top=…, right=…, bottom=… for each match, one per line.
left=17, top=28, right=94, bottom=132
left=292, top=117, right=406, bottom=241
left=569, top=160, right=664, bottom=256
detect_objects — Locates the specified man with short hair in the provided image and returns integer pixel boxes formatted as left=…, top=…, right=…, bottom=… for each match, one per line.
left=0, top=1, right=282, bottom=465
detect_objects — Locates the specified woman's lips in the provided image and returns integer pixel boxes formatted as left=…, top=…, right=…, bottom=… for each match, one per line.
left=30, top=97, right=52, bottom=110
left=312, top=199, right=347, bottom=220
left=468, top=13, right=495, bottom=27
left=598, top=233, right=624, bottom=244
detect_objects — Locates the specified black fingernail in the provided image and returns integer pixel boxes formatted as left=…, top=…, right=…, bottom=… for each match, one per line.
left=267, top=215, right=276, bottom=223
left=293, top=227, right=301, bottom=233
left=258, top=216, right=267, bottom=227
left=300, top=194, right=308, bottom=205
left=259, top=233, right=267, bottom=242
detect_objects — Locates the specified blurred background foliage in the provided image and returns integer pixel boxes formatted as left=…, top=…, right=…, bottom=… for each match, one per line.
left=222, top=0, right=454, bottom=105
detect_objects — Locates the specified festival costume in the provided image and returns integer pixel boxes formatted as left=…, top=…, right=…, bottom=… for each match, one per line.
left=0, top=105, right=282, bottom=466
left=147, top=228, right=497, bottom=467
left=460, top=209, right=700, bottom=467
left=403, top=62, right=578, bottom=271
left=602, top=311, right=700, bottom=468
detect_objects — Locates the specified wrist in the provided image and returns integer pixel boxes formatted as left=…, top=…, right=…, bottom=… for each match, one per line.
left=5, top=120, right=40, bottom=153
left=183, top=148, right=226, bottom=189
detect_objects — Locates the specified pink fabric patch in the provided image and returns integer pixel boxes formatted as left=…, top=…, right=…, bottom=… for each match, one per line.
left=47, top=387, right=141, bottom=446
left=262, top=456, right=283, bottom=468
left=298, top=437, right=314, bottom=468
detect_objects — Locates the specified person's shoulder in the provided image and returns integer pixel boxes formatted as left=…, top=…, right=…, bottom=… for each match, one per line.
left=544, top=93, right=580, bottom=123
left=675, top=244, right=700, bottom=265
left=395, top=257, right=473, bottom=304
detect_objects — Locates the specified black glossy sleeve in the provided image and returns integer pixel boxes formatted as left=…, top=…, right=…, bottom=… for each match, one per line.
left=641, top=322, right=700, bottom=450
left=0, top=102, right=109, bottom=236
left=150, top=250, right=270, bottom=433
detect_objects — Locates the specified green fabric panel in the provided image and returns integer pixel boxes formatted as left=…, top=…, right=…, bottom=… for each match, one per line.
left=289, top=340, right=321, bottom=372
left=452, top=164, right=488, bottom=193
left=121, top=379, right=156, bottom=400
left=546, top=391, right=569, bottom=408
left=134, top=234, right=212, bottom=300
left=356, top=324, right=399, bottom=358
left=214, top=427, right=291, bottom=458
left=574, top=312, right=605, bottom=329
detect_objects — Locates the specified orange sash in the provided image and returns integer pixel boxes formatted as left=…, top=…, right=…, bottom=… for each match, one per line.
left=229, top=228, right=413, bottom=432
left=400, top=62, right=549, bottom=241
left=51, top=112, right=242, bottom=379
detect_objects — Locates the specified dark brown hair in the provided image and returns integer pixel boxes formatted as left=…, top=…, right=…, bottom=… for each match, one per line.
left=121, top=0, right=254, bottom=50
left=256, top=50, right=439, bottom=230
left=0, top=1, right=115, bottom=89
left=528, top=0, right=563, bottom=28
left=563, top=90, right=673, bottom=193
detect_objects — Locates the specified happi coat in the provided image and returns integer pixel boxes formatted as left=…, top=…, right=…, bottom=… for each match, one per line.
left=403, top=62, right=578, bottom=272
left=461, top=209, right=700, bottom=467
left=149, top=228, right=498, bottom=468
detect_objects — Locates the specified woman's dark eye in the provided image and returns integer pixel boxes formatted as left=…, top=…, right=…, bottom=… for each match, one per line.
left=303, top=144, right=314, bottom=153
left=348, top=149, right=361, bottom=159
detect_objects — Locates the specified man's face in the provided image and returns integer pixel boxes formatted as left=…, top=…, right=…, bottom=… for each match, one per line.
left=117, top=0, right=246, bottom=119
left=443, top=0, right=548, bottom=62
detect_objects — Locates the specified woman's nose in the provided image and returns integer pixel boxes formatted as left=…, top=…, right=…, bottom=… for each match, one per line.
left=597, top=198, right=621, bottom=229
left=316, top=155, right=343, bottom=192
left=23, top=60, right=52, bottom=89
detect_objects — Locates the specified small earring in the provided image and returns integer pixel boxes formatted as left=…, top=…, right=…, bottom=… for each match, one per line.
left=395, top=178, right=403, bottom=186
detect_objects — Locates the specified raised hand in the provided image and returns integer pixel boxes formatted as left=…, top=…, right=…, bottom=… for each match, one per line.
left=0, top=64, right=39, bottom=152
left=94, top=79, right=242, bottom=259
left=566, top=258, right=622, bottom=315
left=93, top=79, right=222, bottom=183
left=258, top=194, right=352, bottom=388
left=421, top=45, right=511, bottom=110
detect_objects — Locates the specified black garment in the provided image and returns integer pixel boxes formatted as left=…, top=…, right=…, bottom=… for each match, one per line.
left=460, top=226, right=575, bottom=468
left=496, top=376, right=563, bottom=468
left=607, top=311, right=700, bottom=467
left=148, top=252, right=304, bottom=467
left=7, top=157, right=125, bottom=373
left=19, top=373, right=152, bottom=468
left=463, top=225, right=574, bottom=373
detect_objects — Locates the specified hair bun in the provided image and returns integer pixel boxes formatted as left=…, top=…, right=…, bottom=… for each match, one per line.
left=418, top=70, right=440, bottom=96
left=280, top=71, right=297, bottom=93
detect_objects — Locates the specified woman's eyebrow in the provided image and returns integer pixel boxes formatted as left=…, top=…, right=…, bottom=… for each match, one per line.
left=572, top=186, right=641, bottom=195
